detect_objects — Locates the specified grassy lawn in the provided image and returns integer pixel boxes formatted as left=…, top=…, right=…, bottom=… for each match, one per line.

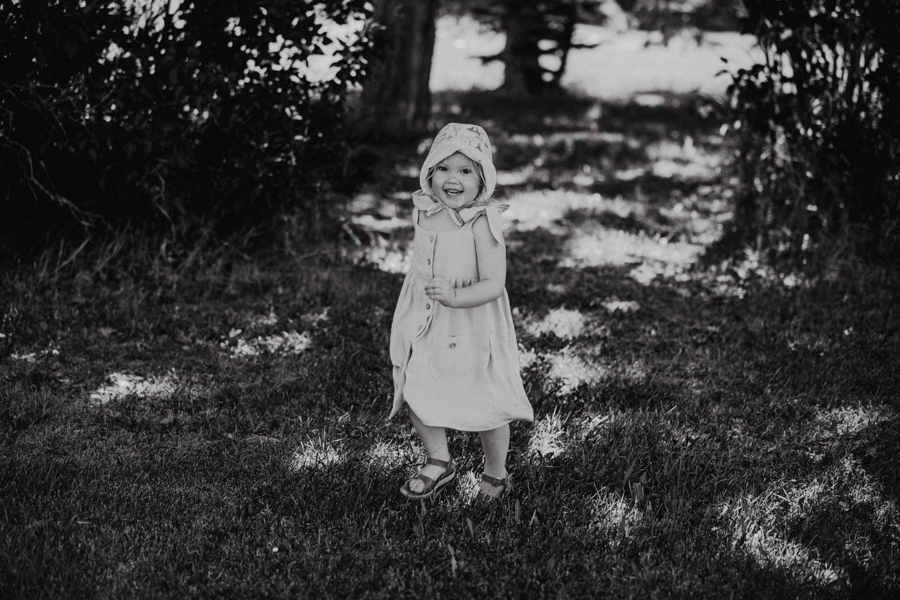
left=2, top=87, right=899, bottom=599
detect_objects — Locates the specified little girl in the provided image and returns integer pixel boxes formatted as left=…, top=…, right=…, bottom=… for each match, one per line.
left=389, top=123, right=534, bottom=501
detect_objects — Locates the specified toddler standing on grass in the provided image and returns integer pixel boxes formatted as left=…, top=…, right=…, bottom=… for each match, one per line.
left=388, top=123, right=534, bottom=501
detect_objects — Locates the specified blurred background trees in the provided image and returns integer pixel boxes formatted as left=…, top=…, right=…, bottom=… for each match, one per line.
left=1, top=0, right=898, bottom=266
left=441, top=0, right=607, bottom=95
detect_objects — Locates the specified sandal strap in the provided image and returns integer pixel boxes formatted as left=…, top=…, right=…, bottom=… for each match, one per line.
left=403, top=459, right=455, bottom=496
left=425, top=457, right=452, bottom=469
left=415, top=473, right=436, bottom=488
left=410, top=458, right=453, bottom=491
left=480, top=473, right=507, bottom=487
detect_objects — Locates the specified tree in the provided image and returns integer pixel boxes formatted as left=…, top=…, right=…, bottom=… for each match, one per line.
left=446, top=0, right=605, bottom=95
left=355, top=0, right=437, bottom=139
left=445, top=1, right=745, bottom=95
left=617, top=0, right=744, bottom=35
left=0, top=0, right=372, bottom=249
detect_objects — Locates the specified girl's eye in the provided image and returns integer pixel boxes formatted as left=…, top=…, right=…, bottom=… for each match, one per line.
left=436, top=165, right=447, bottom=171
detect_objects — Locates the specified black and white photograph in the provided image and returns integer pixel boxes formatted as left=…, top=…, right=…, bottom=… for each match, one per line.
left=2, top=1, right=898, bottom=597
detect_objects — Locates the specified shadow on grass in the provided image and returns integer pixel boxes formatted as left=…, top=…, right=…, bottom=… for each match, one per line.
left=2, top=89, right=899, bottom=598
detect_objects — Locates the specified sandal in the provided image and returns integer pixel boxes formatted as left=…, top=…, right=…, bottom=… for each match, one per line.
left=477, top=472, right=510, bottom=501
left=400, top=457, right=456, bottom=500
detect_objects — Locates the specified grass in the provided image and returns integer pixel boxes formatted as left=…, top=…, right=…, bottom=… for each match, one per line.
left=3, top=89, right=900, bottom=599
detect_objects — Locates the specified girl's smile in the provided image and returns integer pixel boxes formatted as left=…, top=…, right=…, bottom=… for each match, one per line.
left=431, top=152, right=482, bottom=209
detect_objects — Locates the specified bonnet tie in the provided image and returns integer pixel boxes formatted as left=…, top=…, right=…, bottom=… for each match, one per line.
left=422, top=198, right=472, bottom=227
left=412, top=191, right=508, bottom=228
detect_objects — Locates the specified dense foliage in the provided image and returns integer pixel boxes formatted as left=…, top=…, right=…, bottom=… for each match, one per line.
left=0, top=0, right=371, bottom=250
left=727, top=0, right=900, bottom=263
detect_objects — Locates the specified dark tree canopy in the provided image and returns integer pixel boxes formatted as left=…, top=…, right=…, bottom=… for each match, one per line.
left=0, top=0, right=372, bottom=248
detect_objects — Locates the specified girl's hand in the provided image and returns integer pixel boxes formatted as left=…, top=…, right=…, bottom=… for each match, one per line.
left=425, top=278, right=456, bottom=307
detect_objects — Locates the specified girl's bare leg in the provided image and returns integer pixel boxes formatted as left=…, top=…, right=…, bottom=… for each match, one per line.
left=479, top=423, right=510, bottom=483
left=407, top=408, right=451, bottom=494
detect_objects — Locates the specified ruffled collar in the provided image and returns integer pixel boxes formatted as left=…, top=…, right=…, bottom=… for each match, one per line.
left=412, top=190, right=506, bottom=227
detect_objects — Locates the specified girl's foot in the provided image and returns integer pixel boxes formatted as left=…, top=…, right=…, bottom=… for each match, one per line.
left=477, top=472, right=509, bottom=500
left=401, top=457, right=456, bottom=500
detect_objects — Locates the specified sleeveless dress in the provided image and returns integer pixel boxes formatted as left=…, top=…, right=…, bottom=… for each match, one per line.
left=389, top=202, right=534, bottom=431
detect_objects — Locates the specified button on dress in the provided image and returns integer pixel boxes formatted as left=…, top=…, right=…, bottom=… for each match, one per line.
left=389, top=203, right=534, bottom=431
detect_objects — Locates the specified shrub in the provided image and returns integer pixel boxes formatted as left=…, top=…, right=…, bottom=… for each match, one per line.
left=726, top=0, right=900, bottom=264
left=0, top=0, right=372, bottom=252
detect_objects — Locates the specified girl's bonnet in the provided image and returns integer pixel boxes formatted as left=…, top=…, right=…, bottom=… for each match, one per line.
left=420, top=123, right=497, bottom=202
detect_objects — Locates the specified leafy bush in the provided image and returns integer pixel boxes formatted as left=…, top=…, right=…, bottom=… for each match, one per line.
left=726, top=0, right=900, bottom=264
left=0, top=0, right=371, bottom=251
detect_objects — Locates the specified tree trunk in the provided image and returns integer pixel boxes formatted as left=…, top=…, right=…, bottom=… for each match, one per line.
left=499, top=2, right=546, bottom=95
left=549, top=5, right=577, bottom=89
left=357, top=0, right=436, bottom=140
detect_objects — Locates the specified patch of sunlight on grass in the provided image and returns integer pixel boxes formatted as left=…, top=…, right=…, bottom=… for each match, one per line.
left=302, top=307, right=330, bottom=327
left=528, top=410, right=568, bottom=458
left=646, top=138, right=721, bottom=181
left=506, top=131, right=628, bottom=149
left=601, top=299, right=640, bottom=313
left=250, top=308, right=279, bottom=328
left=525, top=307, right=589, bottom=340
left=613, top=167, right=645, bottom=181
left=545, top=283, right=568, bottom=294
left=518, top=345, right=539, bottom=370
left=651, top=159, right=716, bottom=180
left=220, top=330, right=311, bottom=358
left=579, top=412, right=613, bottom=437
left=562, top=227, right=701, bottom=268
left=717, top=496, right=847, bottom=585
left=344, top=239, right=413, bottom=274
left=591, top=491, right=644, bottom=545
left=770, top=457, right=897, bottom=538
left=456, top=471, right=482, bottom=503
left=833, top=456, right=900, bottom=528
left=497, top=166, right=536, bottom=187
left=363, top=441, right=409, bottom=470
left=546, top=346, right=608, bottom=394
left=715, top=468, right=871, bottom=588
left=351, top=214, right=409, bottom=234
left=290, top=441, right=345, bottom=471
left=9, top=344, right=59, bottom=363
left=89, top=371, right=178, bottom=405
left=505, top=190, right=606, bottom=232
left=813, top=406, right=890, bottom=438
left=629, top=263, right=660, bottom=285
left=701, top=250, right=816, bottom=299
left=630, top=261, right=701, bottom=286
left=623, top=360, right=649, bottom=383
left=365, top=244, right=412, bottom=274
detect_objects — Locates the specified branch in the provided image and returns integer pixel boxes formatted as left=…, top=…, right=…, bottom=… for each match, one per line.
left=0, top=133, right=95, bottom=227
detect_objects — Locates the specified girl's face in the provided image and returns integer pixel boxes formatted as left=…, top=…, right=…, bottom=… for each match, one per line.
left=430, top=152, right=482, bottom=209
